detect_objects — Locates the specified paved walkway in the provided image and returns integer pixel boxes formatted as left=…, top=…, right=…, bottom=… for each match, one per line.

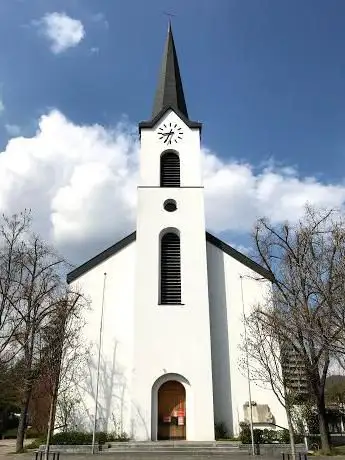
left=0, top=439, right=34, bottom=459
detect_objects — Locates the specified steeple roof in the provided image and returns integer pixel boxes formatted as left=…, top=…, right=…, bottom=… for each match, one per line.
left=152, top=23, right=188, bottom=119
left=139, top=23, right=202, bottom=131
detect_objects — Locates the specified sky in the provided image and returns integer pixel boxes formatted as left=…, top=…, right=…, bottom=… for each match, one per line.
left=0, top=0, right=345, bottom=265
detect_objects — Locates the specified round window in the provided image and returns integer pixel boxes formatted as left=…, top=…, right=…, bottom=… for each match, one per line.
left=163, top=199, right=177, bottom=212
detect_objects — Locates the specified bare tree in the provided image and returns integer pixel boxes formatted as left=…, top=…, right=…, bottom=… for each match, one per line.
left=241, top=305, right=307, bottom=460
left=0, top=211, right=73, bottom=451
left=41, top=290, right=87, bottom=460
left=14, top=235, right=70, bottom=451
left=252, top=205, right=345, bottom=453
left=0, top=211, right=31, bottom=362
left=55, top=392, right=81, bottom=432
left=0, top=212, right=88, bottom=452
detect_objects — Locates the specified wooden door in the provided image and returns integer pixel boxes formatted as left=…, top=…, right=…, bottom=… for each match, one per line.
left=157, top=380, right=186, bottom=440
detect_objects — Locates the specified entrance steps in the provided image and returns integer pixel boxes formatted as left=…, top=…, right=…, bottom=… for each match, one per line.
left=105, top=441, right=242, bottom=454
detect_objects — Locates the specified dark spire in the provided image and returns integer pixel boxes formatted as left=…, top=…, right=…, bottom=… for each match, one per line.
left=152, top=23, right=189, bottom=119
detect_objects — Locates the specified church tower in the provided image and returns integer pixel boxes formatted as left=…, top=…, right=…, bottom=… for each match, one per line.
left=132, top=24, right=215, bottom=441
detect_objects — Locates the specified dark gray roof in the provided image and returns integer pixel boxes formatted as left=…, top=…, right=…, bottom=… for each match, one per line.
left=205, top=232, right=274, bottom=282
left=66, top=232, right=136, bottom=284
left=139, top=105, right=202, bottom=131
left=139, top=24, right=202, bottom=131
left=67, top=231, right=273, bottom=284
left=152, top=23, right=188, bottom=119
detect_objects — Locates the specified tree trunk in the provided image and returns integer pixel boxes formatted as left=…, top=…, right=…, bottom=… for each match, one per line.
left=45, top=391, right=56, bottom=460
left=286, top=408, right=296, bottom=460
left=317, top=398, right=331, bottom=453
left=50, top=394, right=58, bottom=435
left=16, top=389, right=31, bottom=453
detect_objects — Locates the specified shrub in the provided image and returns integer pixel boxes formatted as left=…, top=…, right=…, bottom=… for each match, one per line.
left=51, top=432, right=92, bottom=445
left=116, top=432, right=130, bottom=442
left=50, top=431, right=130, bottom=445
left=308, top=435, right=321, bottom=450
left=3, top=427, right=18, bottom=439
left=261, top=428, right=278, bottom=444
left=239, top=422, right=251, bottom=444
left=239, top=426, right=304, bottom=445
left=279, top=429, right=290, bottom=444
left=253, top=429, right=263, bottom=444
left=26, top=429, right=45, bottom=439
left=295, top=433, right=304, bottom=444
left=26, top=438, right=46, bottom=449
left=96, top=432, right=108, bottom=445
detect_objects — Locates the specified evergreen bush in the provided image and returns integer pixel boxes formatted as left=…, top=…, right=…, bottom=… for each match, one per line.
left=239, top=422, right=251, bottom=444
left=239, top=423, right=304, bottom=445
left=50, top=431, right=129, bottom=445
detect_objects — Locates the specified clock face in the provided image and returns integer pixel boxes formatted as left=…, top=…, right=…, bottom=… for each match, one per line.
left=157, top=122, right=183, bottom=145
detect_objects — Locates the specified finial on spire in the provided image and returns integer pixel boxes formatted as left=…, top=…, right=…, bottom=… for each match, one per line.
left=163, top=11, right=175, bottom=28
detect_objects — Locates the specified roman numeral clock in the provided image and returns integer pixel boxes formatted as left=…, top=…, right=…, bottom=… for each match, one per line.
left=158, top=122, right=184, bottom=145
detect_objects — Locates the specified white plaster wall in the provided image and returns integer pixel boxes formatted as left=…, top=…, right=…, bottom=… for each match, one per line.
left=132, top=110, right=214, bottom=440
left=65, top=241, right=136, bottom=435
left=139, top=110, right=202, bottom=187
left=206, top=242, right=288, bottom=437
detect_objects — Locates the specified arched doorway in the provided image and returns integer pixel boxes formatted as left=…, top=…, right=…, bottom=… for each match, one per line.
left=157, top=380, right=186, bottom=440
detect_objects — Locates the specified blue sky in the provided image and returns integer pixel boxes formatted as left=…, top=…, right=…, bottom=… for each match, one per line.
left=0, top=0, right=345, bottom=263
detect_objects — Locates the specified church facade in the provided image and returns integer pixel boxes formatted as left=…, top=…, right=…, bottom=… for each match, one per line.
left=65, top=25, right=287, bottom=441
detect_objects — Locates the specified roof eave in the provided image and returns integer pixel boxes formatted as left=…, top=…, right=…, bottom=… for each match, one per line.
left=205, top=232, right=274, bottom=282
left=138, top=105, right=202, bottom=133
left=67, top=230, right=273, bottom=285
left=67, top=232, right=136, bottom=284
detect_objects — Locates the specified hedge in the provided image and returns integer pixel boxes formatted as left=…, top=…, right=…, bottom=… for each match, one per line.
left=50, top=431, right=129, bottom=445
left=239, top=423, right=304, bottom=444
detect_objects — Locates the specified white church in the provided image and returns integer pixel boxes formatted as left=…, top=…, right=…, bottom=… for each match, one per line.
left=66, top=25, right=287, bottom=441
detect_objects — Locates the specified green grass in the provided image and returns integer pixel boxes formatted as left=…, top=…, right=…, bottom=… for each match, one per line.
left=2, top=428, right=18, bottom=439
left=25, top=438, right=45, bottom=449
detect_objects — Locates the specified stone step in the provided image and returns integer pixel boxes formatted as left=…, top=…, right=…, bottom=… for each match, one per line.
left=38, top=442, right=241, bottom=454
left=108, top=442, right=240, bottom=448
left=105, top=442, right=241, bottom=453
left=106, top=447, right=240, bottom=452
left=107, top=443, right=239, bottom=450
left=103, top=451, right=245, bottom=456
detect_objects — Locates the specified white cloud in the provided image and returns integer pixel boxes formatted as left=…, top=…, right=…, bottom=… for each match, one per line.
left=1, top=110, right=345, bottom=264
left=202, top=150, right=345, bottom=233
left=5, top=124, right=21, bottom=136
left=36, top=12, right=85, bottom=54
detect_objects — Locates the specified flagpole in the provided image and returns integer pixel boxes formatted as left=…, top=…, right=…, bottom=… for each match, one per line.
left=240, top=275, right=255, bottom=456
left=91, top=272, right=107, bottom=454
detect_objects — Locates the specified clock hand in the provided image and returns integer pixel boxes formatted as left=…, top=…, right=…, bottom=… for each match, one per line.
left=163, top=130, right=174, bottom=144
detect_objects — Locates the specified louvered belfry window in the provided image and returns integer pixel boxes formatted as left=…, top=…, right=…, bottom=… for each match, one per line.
left=160, top=152, right=180, bottom=187
left=160, top=232, right=181, bottom=304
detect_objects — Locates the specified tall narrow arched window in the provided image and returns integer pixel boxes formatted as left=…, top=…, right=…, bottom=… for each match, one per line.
left=160, top=232, right=181, bottom=304
left=160, top=151, right=180, bottom=187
